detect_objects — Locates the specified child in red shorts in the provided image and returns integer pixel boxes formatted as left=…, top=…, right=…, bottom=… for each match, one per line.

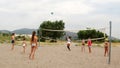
left=104, top=40, right=109, bottom=57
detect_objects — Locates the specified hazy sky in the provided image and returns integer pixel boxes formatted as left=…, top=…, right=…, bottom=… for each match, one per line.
left=0, top=0, right=120, bottom=38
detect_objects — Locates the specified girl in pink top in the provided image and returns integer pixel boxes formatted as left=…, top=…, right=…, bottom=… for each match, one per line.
left=87, top=38, right=92, bottom=53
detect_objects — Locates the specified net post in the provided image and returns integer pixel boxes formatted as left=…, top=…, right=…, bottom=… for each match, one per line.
left=108, top=21, right=112, bottom=64
left=38, top=28, right=41, bottom=47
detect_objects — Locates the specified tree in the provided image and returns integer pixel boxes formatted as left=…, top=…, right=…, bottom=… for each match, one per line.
left=77, top=29, right=107, bottom=41
left=38, top=20, right=65, bottom=40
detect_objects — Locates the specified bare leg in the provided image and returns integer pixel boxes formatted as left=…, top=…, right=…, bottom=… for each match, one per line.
left=67, top=44, right=71, bottom=51
left=104, top=51, right=106, bottom=56
left=81, top=46, right=85, bottom=52
left=88, top=47, right=91, bottom=53
left=31, top=47, right=36, bottom=60
left=23, top=46, right=25, bottom=53
left=29, top=46, right=37, bottom=60
left=11, top=43, right=14, bottom=50
left=81, top=46, right=83, bottom=52
left=104, top=48, right=108, bottom=57
left=29, top=47, right=34, bottom=60
left=83, top=46, right=85, bottom=52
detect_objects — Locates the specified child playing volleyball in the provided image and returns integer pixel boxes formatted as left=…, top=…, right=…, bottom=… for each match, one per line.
left=104, top=40, right=109, bottom=57
left=66, top=36, right=71, bottom=51
left=81, top=39, right=85, bottom=52
left=87, top=38, right=92, bottom=53
left=22, top=38, right=27, bottom=53
left=11, top=33, right=15, bottom=50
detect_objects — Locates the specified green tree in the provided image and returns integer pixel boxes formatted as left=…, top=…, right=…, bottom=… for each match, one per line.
left=77, top=29, right=106, bottom=41
left=38, top=20, right=65, bottom=40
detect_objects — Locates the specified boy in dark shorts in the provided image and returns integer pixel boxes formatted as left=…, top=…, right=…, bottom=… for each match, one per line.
left=11, top=33, right=15, bottom=50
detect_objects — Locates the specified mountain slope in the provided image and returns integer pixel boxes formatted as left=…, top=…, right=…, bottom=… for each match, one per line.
left=0, top=30, right=11, bottom=33
left=12, top=28, right=37, bottom=34
left=63, top=31, right=78, bottom=40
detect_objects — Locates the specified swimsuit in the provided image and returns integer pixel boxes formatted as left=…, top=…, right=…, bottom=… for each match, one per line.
left=82, top=43, right=85, bottom=46
left=11, top=40, right=15, bottom=43
left=23, top=43, right=26, bottom=46
left=31, top=43, right=36, bottom=46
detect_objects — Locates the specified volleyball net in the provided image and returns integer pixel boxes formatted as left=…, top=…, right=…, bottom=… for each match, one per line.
left=39, top=27, right=108, bottom=42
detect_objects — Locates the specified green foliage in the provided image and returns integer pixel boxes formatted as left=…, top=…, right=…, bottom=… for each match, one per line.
left=38, top=20, right=65, bottom=40
left=40, top=38, right=46, bottom=42
left=15, top=36, right=25, bottom=41
left=111, top=40, right=120, bottom=42
left=0, top=33, right=11, bottom=43
left=77, top=29, right=107, bottom=41
left=15, top=35, right=30, bottom=41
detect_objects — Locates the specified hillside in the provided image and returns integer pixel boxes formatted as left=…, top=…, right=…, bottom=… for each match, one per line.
left=12, top=28, right=37, bottom=34
left=63, top=31, right=78, bottom=40
left=0, top=28, right=37, bottom=34
left=0, top=30, right=11, bottom=33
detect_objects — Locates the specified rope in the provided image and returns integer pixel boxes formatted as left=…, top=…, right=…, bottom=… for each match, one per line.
left=41, top=27, right=107, bottom=32
left=77, top=37, right=105, bottom=42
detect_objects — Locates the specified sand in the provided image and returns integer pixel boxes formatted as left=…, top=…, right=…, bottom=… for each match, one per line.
left=0, top=43, right=120, bottom=68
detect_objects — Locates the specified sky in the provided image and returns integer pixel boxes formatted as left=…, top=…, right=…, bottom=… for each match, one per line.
left=0, top=0, right=120, bottom=38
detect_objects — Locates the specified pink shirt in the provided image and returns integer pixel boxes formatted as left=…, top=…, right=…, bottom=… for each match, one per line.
left=87, top=39, right=92, bottom=46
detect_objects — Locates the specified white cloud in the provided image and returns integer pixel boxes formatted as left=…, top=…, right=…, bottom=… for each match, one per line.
left=54, top=1, right=94, bottom=15
left=90, top=0, right=120, bottom=4
left=0, top=0, right=94, bottom=15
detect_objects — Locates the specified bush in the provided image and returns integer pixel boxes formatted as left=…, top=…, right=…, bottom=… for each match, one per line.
left=111, top=40, right=120, bottom=43
left=15, top=36, right=25, bottom=41
left=50, top=39, right=57, bottom=43
left=40, top=38, right=46, bottom=42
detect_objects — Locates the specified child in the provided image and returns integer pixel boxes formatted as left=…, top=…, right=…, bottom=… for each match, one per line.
left=22, top=38, right=27, bottom=53
left=87, top=38, right=92, bottom=53
left=66, top=36, right=71, bottom=51
left=81, top=39, right=85, bottom=52
left=104, top=40, right=109, bottom=57
left=11, top=33, right=15, bottom=50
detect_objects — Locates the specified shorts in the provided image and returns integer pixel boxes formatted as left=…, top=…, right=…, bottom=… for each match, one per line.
left=67, top=42, right=71, bottom=45
left=105, top=46, right=108, bottom=50
left=67, top=42, right=71, bottom=44
left=11, top=40, right=15, bottom=44
left=88, top=45, right=92, bottom=48
left=82, top=44, right=85, bottom=46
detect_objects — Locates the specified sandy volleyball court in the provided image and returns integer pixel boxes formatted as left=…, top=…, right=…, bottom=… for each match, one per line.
left=0, top=43, right=120, bottom=68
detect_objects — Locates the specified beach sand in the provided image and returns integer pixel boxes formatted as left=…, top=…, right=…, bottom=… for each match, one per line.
left=0, top=43, right=120, bottom=68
